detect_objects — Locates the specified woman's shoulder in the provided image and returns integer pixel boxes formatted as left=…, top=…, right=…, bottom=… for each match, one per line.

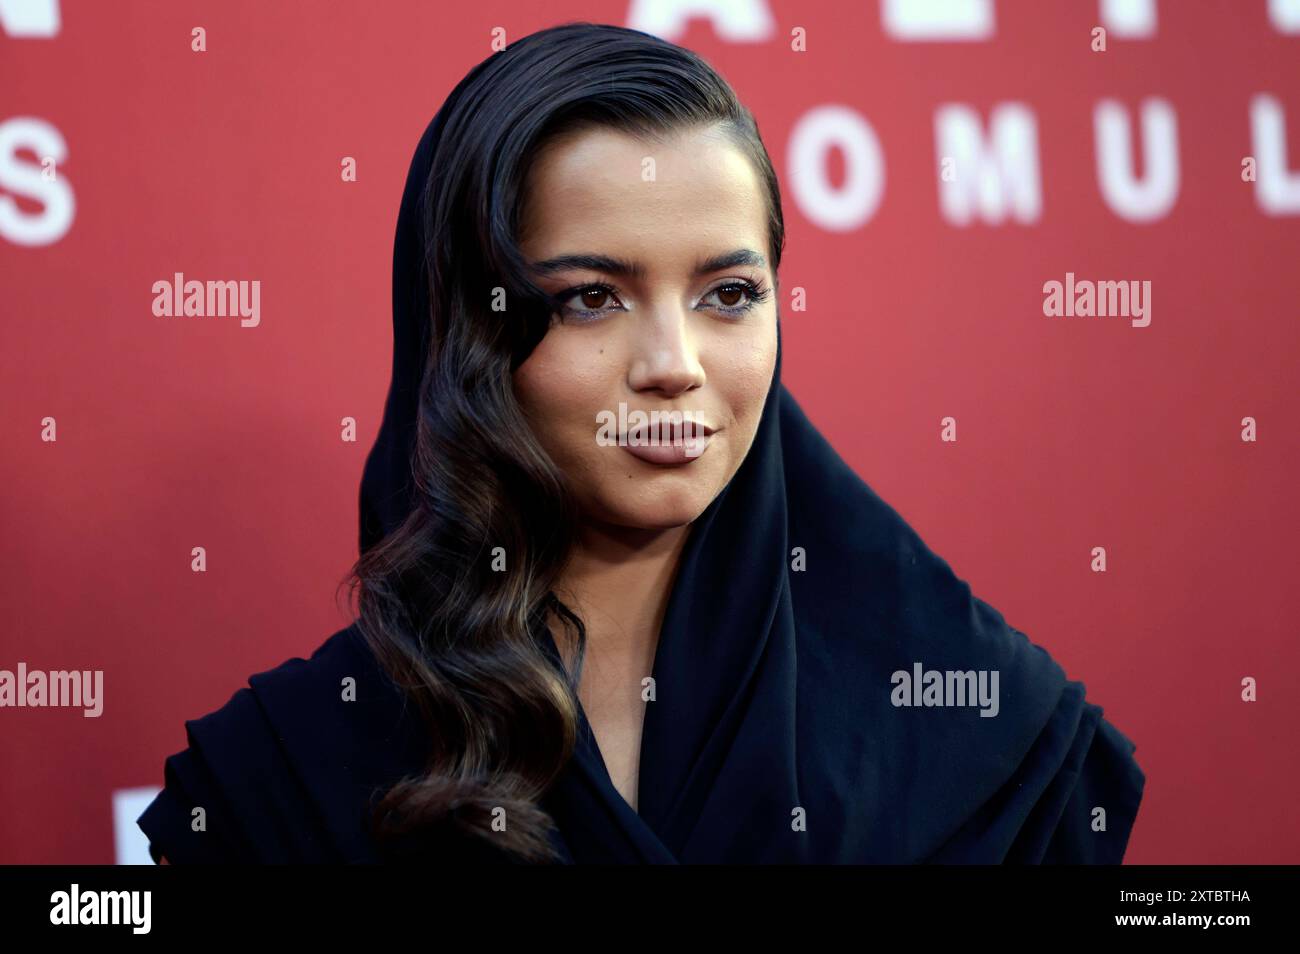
left=777, top=389, right=1145, bottom=861
left=136, top=624, right=429, bottom=864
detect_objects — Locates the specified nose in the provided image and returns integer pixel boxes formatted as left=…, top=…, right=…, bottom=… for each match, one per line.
left=626, top=306, right=705, bottom=398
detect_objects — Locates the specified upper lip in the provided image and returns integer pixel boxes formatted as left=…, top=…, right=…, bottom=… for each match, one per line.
left=620, top=419, right=716, bottom=442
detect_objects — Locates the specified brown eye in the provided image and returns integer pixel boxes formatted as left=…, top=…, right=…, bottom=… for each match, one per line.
left=702, top=281, right=766, bottom=315
left=552, top=283, right=626, bottom=324
left=715, top=285, right=743, bottom=307
left=580, top=288, right=611, bottom=309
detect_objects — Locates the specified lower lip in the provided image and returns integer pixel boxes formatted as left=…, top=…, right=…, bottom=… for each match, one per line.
left=620, top=436, right=712, bottom=466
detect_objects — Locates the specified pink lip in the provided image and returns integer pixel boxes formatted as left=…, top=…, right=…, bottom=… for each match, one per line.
left=620, top=436, right=713, bottom=465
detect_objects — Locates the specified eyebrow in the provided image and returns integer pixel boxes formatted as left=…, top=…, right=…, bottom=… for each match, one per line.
left=527, top=248, right=767, bottom=280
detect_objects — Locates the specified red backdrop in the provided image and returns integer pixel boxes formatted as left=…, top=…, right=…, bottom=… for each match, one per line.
left=2, top=0, right=1297, bottom=864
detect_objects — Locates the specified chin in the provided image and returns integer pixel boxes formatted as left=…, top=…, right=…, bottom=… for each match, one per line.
left=590, top=482, right=717, bottom=531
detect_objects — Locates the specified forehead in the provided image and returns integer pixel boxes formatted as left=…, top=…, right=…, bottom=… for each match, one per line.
left=518, top=124, right=768, bottom=265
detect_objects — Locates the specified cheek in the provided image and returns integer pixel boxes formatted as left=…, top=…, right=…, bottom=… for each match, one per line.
left=714, top=326, right=777, bottom=425
left=512, top=335, right=614, bottom=459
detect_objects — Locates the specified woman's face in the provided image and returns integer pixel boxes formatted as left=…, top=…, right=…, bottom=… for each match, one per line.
left=513, top=123, right=778, bottom=532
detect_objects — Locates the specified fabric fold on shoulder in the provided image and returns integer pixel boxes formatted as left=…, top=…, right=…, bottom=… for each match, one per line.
left=136, top=742, right=253, bottom=864
left=924, top=681, right=1145, bottom=863
left=137, top=626, right=446, bottom=863
left=240, top=625, right=436, bottom=863
left=137, top=681, right=338, bottom=862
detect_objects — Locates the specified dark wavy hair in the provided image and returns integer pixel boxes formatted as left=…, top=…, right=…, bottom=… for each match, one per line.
left=339, top=21, right=786, bottom=863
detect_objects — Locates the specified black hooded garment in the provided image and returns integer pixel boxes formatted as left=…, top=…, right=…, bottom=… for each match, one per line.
left=136, top=63, right=1146, bottom=865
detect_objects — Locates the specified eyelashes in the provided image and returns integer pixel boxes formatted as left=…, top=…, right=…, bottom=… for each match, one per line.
left=550, top=278, right=772, bottom=324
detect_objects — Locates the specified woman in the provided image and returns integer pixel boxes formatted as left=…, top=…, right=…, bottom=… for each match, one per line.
left=137, top=21, right=1145, bottom=864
